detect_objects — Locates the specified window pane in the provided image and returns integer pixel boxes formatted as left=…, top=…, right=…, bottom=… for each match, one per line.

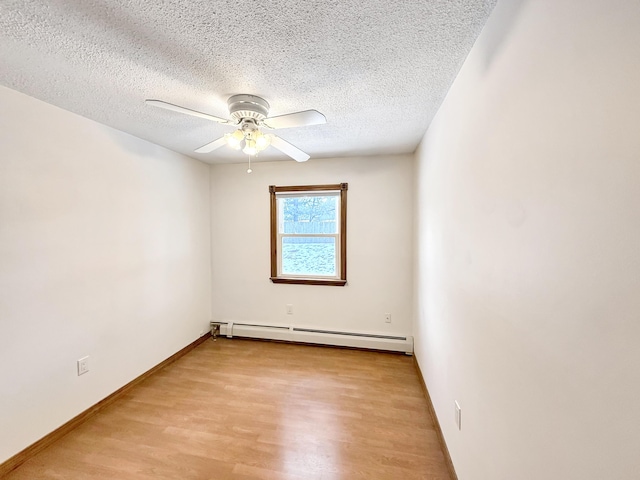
left=281, top=237, right=336, bottom=276
left=278, top=195, right=338, bottom=234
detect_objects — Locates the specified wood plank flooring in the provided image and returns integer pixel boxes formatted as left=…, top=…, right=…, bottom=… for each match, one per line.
left=3, top=339, right=452, bottom=480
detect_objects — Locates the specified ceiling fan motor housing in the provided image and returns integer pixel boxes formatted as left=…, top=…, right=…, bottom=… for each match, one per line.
left=228, top=94, right=270, bottom=123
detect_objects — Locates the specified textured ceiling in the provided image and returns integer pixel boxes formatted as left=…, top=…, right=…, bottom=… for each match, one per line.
left=0, top=0, right=496, bottom=164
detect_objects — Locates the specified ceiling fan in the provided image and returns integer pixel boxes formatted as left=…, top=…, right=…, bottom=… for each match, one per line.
left=145, top=94, right=326, bottom=162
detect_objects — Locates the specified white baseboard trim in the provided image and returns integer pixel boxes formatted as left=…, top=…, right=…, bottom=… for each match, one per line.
left=211, top=321, right=413, bottom=354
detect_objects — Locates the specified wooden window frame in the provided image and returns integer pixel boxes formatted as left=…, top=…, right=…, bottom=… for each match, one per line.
left=269, top=183, right=348, bottom=286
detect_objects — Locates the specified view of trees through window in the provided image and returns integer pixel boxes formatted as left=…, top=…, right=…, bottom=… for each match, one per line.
left=270, top=183, right=347, bottom=286
left=278, top=194, right=339, bottom=276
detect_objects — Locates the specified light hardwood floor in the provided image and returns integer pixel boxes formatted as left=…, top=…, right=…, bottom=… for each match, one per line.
left=4, top=339, right=452, bottom=480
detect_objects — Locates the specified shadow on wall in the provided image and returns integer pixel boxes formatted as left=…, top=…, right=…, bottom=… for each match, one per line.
left=480, top=0, right=529, bottom=72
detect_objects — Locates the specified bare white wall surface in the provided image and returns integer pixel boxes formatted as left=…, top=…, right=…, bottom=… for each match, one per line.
left=210, top=155, right=413, bottom=336
left=414, top=0, right=640, bottom=478
left=0, top=86, right=211, bottom=463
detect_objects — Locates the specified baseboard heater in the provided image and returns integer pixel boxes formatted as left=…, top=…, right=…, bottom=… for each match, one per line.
left=212, top=321, right=413, bottom=354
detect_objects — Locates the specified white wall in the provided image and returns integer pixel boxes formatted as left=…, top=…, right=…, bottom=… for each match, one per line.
left=210, top=155, right=413, bottom=336
left=0, top=86, right=211, bottom=463
left=414, top=0, right=640, bottom=478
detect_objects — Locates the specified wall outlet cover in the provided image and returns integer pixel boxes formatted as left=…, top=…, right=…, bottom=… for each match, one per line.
left=77, top=356, right=89, bottom=376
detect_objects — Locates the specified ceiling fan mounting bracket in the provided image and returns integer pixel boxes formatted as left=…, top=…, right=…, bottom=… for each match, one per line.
left=228, top=94, right=270, bottom=123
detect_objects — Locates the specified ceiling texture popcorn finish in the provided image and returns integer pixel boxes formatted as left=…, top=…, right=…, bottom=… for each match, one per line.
left=0, top=0, right=496, bottom=164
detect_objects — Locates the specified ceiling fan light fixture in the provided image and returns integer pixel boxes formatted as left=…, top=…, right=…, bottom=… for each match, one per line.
left=243, top=139, right=258, bottom=156
left=255, top=132, right=272, bottom=150
left=226, top=129, right=244, bottom=149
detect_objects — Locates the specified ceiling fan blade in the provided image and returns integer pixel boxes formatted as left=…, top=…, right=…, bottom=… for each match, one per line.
left=263, top=110, right=326, bottom=130
left=270, top=135, right=310, bottom=162
left=195, top=136, right=228, bottom=153
left=146, top=99, right=229, bottom=123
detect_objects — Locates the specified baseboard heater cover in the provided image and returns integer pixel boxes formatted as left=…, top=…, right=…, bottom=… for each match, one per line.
left=213, top=321, right=413, bottom=354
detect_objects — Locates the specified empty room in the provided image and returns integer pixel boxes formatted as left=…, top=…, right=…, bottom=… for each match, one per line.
left=1, top=0, right=639, bottom=479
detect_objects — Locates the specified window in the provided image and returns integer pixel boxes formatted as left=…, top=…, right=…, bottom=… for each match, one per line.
left=269, top=184, right=348, bottom=286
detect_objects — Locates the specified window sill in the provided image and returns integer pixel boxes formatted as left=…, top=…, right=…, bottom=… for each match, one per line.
left=270, top=277, right=347, bottom=286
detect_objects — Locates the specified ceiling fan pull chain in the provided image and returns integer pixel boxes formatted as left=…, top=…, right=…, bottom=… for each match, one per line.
left=247, top=155, right=252, bottom=174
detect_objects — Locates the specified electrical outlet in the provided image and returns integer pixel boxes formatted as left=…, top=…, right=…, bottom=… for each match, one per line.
left=199, top=329, right=204, bottom=337
left=384, top=313, right=391, bottom=323
left=455, top=401, right=461, bottom=430
left=77, top=356, right=89, bottom=376
left=286, top=304, right=293, bottom=315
